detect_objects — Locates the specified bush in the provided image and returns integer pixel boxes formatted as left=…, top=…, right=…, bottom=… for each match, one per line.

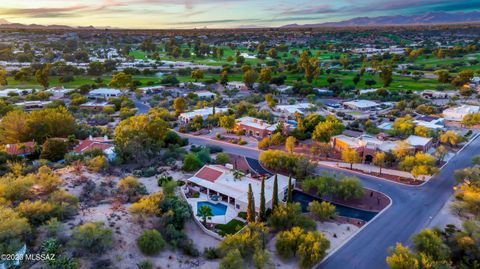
left=207, top=145, right=223, bottom=153
left=137, top=229, right=165, bottom=255
left=40, top=138, right=68, bottom=162
left=157, top=175, right=173, bottom=187
left=137, top=260, right=153, bottom=269
left=238, top=140, right=247, bottom=145
left=216, top=153, right=230, bottom=165
left=70, top=222, right=113, bottom=254
left=204, top=247, right=221, bottom=259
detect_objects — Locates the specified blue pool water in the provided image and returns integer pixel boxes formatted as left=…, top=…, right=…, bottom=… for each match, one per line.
left=292, top=190, right=377, bottom=222
left=197, top=201, right=227, bottom=216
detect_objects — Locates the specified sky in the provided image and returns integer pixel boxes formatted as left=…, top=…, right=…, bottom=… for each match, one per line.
left=0, top=0, right=479, bottom=29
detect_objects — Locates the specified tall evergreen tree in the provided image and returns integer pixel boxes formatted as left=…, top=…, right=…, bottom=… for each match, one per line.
left=286, top=175, right=293, bottom=204
left=259, top=177, right=266, bottom=222
left=247, top=183, right=256, bottom=223
left=272, top=174, right=279, bottom=210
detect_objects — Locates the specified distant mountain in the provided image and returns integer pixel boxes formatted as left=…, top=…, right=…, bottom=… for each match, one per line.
left=0, top=19, right=9, bottom=25
left=282, top=11, right=480, bottom=28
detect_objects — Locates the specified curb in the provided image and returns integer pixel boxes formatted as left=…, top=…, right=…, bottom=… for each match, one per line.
left=318, top=191, right=394, bottom=265
left=317, top=162, right=426, bottom=187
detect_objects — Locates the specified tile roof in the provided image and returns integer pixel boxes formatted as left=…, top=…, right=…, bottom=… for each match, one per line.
left=5, top=142, right=36, bottom=155
left=194, top=166, right=223, bottom=182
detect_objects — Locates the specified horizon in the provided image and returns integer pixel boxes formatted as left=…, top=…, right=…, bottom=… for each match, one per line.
left=0, top=0, right=479, bottom=29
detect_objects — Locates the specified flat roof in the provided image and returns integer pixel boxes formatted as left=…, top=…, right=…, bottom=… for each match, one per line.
left=188, top=165, right=292, bottom=205
left=343, top=100, right=379, bottom=108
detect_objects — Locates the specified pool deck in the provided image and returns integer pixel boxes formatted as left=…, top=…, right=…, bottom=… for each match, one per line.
left=186, top=194, right=238, bottom=225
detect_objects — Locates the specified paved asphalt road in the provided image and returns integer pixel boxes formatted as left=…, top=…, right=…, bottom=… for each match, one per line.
left=179, top=133, right=480, bottom=269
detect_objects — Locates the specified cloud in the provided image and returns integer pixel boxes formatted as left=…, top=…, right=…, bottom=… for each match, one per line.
left=173, top=18, right=256, bottom=25
left=0, top=5, right=88, bottom=18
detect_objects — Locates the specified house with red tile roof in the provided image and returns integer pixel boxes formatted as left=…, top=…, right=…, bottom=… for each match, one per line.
left=185, top=164, right=293, bottom=212
left=3, top=142, right=36, bottom=157
left=73, top=136, right=116, bottom=160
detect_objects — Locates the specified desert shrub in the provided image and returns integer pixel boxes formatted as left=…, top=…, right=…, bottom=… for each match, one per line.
left=137, top=229, right=165, bottom=255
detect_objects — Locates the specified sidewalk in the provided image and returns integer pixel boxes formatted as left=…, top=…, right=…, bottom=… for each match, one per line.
left=318, top=161, right=432, bottom=181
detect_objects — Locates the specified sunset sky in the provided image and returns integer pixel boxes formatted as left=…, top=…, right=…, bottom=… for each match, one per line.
left=0, top=0, right=479, bottom=28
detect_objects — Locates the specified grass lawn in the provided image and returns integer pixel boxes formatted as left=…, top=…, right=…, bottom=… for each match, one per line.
left=215, top=219, right=245, bottom=236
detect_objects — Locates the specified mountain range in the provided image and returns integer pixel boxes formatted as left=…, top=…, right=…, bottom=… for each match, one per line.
left=281, top=11, right=480, bottom=28
left=1, top=11, right=480, bottom=30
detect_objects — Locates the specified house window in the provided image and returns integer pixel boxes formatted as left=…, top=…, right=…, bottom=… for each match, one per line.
left=236, top=204, right=240, bottom=209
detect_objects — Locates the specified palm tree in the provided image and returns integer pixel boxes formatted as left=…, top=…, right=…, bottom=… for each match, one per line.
left=232, top=169, right=244, bottom=181
left=197, top=205, right=213, bottom=225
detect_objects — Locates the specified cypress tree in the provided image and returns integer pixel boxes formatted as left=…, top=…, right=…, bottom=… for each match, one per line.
left=246, top=183, right=256, bottom=223
left=272, top=174, right=279, bottom=210
left=259, top=177, right=266, bottom=222
left=286, top=175, right=293, bottom=204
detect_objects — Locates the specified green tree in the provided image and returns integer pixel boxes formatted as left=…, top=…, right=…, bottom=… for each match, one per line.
left=258, top=68, right=272, bottom=83
left=117, top=176, right=147, bottom=202
left=411, top=229, right=449, bottom=261
left=35, top=64, right=51, bottom=90
left=298, top=51, right=320, bottom=83
left=70, top=222, right=113, bottom=254
left=197, top=205, right=213, bottom=225
left=308, top=200, right=336, bottom=222
left=247, top=184, right=256, bottom=223
left=272, top=174, right=279, bottom=210
left=219, top=115, right=236, bottom=132
left=243, top=69, right=258, bottom=89
left=173, top=97, right=187, bottom=115
left=379, top=65, right=393, bottom=87
left=183, top=153, right=203, bottom=172
left=191, top=70, right=204, bottom=82
left=40, top=138, right=68, bottom=162
left=137, top=229, right=165, bottom=255
left=0, top=206, right=31, bottom=255
left=109, top=72, right=133, bottom=91
left=114, top=112, right=169, bottom=163
left=219, top=249, right=244, bottom=269
left=216, top=153, right=230, bottom=165
left=0, top=66, right=7, bottom=86
left=286, top=175, right=293, bottom=204
left=259, top=178, right=266, bottom=222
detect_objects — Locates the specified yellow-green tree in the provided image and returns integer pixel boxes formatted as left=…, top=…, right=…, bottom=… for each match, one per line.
left=173, top=97, right=187, bottom=115
left=109, top=72, right=133, bottom=91
left=342, top=148, right=361, bottom=170
left=285, top=136, right=296, bottom=154
left=298, top=50, right=320, bottom=83
left=373, top=152, right=386, bottom=175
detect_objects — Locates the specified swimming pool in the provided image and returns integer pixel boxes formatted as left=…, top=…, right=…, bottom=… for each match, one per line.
left=292, top=190, right=377, bottom=222
left=197, top=201, right=228, bottom=216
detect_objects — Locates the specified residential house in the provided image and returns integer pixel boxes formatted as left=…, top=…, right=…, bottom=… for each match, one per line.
left=15, top=101, right=52, bottom=110
left=178, top=107, right=228, bottom=124
left=46, top=86, right=74, bottom=99
left=88, top=88, right=122, bottom=99
left=443, top=105, right=480, bottom=121
left=73, top=136, right=116, bottom=160
left=235, top=116, right=290, bottom=138
left=343, top=100, right=380, bottom=111
left=414, top=116, right=445, bottom=130
left=79, top=101, right=114, bottom=110
left=406, top=135, right=433, bottom=153
left=276, top=103, right=314, bottom=118
left=3, top=142, right=36, bottom=157
left=185, top=164, right=293, bottom=212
